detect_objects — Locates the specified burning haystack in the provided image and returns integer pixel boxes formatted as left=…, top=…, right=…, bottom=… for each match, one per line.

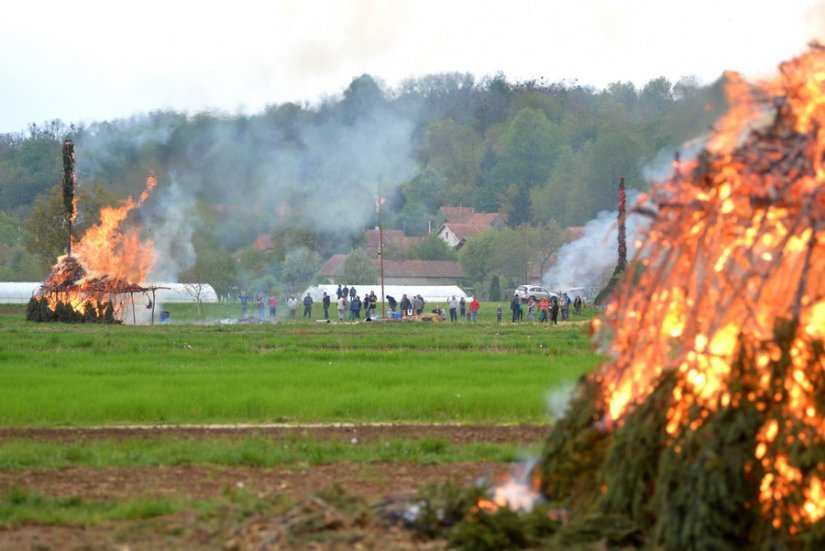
left=536, top=46, right=825, bottom=548
left=26, top=255, right=148, bottom=323
left=27, top=141, right=158, bottom=323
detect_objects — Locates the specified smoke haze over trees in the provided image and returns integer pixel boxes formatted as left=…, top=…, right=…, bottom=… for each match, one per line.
left=0, top=72, right=726, bottom=295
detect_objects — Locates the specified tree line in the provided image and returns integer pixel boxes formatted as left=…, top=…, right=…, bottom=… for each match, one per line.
left=0, top=71, right=727, bottom=295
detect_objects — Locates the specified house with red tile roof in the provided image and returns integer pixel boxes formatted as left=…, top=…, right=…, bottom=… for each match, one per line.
left=363, top=228, right=425, bottom=258
left=436, top=207, right=507, bottom=249
left=317, top=254, right=465, bottom=286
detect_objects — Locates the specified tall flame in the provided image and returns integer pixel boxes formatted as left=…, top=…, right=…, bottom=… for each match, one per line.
left=72, top=174, right=157, bottom=283
left=31, top=173, right=158, bottom=323
left=595, top=45, right=825, bottom=530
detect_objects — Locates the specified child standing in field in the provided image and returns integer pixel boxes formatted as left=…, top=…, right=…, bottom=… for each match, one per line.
left=268, top=295, right=278, bottom=320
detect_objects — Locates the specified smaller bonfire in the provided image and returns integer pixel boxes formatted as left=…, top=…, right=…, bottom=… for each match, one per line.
left=27, top=255, right=147, bottom=323
left=27, top=140, right=157, bottom=323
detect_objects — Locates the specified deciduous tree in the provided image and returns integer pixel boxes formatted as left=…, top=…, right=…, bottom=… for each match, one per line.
left=342, top=248, right=379, bottom=284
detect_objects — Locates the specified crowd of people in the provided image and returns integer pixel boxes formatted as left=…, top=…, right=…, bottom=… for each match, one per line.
left=507, top=292, right=585, bottom=324
left=238, top=285, right=586, bottom=324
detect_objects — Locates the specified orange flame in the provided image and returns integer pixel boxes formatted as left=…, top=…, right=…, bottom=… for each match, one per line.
left=35, top=174, right=158, bottom=322
left=473, top=463, right=544, bottom=514
left=595, top=45, right=825, bottom=531
left=72, top=174, right=157, bottom=283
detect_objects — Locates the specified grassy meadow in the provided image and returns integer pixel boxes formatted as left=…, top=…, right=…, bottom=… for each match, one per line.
left=0, top=301, right=605, bottom=535
left=0, top=302, right=602, bottom=427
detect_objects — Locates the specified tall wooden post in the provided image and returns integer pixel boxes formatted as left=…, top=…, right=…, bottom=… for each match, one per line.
left=593, top=177, right=628, bottom=307
left=377, top=189, right=385, bottom=319
left=616, top=177, right=627, bottom=273
left=62, top=139, right=76, bottom=256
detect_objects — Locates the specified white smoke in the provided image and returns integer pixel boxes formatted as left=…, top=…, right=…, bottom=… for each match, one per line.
left=545, top=381, right=576, bottom=420
left=73, top=90, right=420, bottom=284
left=145, top=179, right=197, bottom=282
left=542, top=190, right=649, bottom=292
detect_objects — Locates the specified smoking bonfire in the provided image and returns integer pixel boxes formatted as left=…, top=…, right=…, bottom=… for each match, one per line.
left=523, top=45, right=825, bottom=549
left=26, top=139, right=158, bottom=323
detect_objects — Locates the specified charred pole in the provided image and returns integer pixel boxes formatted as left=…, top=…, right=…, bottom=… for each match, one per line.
left=62, top=139, right=76, bottom=256
left=377, top=189, right=386, bottom=319
left=593, top=177, right=627, bottom=306
left=616, top=176, right=627, bottom=273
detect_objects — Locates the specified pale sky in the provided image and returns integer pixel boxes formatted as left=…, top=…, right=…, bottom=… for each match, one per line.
left=1, top=0, right=822, bottom=134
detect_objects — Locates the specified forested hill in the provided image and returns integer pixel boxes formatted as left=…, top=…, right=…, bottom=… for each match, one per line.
left=0, top=72, right=726, bottom=287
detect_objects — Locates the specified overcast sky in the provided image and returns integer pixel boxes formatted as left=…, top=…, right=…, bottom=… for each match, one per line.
left=1, top=0, right=822, bottom=134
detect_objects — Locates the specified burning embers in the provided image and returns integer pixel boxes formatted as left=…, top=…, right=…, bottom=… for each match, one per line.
left=507, top=46, right=825, bottom=550
left=474, top=461, right=545, bottom=515
left=28, top=155, right=157, bottom=323
left=528, top=45, right=825, bottom=547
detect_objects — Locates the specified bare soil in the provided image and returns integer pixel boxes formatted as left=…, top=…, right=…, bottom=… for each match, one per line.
left=0, top=424, right=547, bottom=550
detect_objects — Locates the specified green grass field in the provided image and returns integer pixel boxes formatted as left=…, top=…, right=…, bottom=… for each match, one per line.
left=0, top=303, right=602, bottom=427
left=0, top=302, right=604, bottom=537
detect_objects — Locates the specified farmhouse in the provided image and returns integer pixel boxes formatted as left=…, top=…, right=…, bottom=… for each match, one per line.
left=363, top=228, right=425, bottom=258
left=436, top=206, right=506, bottom=249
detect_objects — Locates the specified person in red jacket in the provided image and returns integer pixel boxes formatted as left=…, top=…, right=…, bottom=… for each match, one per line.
left=539, top=296, right=549, bottom=323
left=469, top=297, right=480, bottom=322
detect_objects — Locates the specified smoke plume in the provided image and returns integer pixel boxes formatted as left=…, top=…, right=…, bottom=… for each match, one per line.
left=541, top=190, right=648, bottom=292
left=72, top=89, right=419, bottom=284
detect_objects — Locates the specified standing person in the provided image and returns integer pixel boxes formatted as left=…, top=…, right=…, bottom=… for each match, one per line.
left=268, top=295, right=278, bottom=320
left=412, top=294, right=424, bottom=315
left=448, top=295, right=459, bottom=322
left=574, top=296, right=582, bottom=315
left=349, top=295, right=361, bottom=321
left=303, top=293, right=313, bottom=319
left=342, top=285, right=349, bottom=300
left=561, top=293, right=570, bottom=321
left=322, top=292, right=331, bottom=320
left=539, top=297, right=549, bottom=323
left=459, top=296, right=466, bottom=319
left=496, top=306, right=502, bottom=323
left=349, top=286, right=357, bottom=301
left=239, top=290, right=249, bottom=318
left=550, top=296, right=560, bottom=325
left=362, top=293, right=372, bottom=320
left=469, top=296, right=480, bottom=322
left=368, top=291, right=378, bottom=319
left=386, top=295, right=397, bottom=312
left=257, top=293, right=265, bottom=320
left=337, top=293, right=347, bottom=321
left=336, top=284, right=343, bottom=299
left=287, top=295, right=298, bottom=319
left=511, top=294, right=521, bottom=322
left=399, top=294, right=411, bottom=317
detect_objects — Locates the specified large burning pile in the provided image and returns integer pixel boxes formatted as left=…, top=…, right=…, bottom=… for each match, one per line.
left=28, top=144, right=158, bottom=323
left=532, top=47, right=825, bottom=548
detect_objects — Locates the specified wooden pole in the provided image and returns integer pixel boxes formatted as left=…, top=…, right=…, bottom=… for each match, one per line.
left=378, top=188, right=385, bottom=319
left=62, top=139, right=75, bottom=257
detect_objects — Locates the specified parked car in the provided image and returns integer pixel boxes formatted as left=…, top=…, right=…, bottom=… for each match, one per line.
left=564, top=287, right=600, bottom=304
left=513, top=285, right=557, bottom=303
